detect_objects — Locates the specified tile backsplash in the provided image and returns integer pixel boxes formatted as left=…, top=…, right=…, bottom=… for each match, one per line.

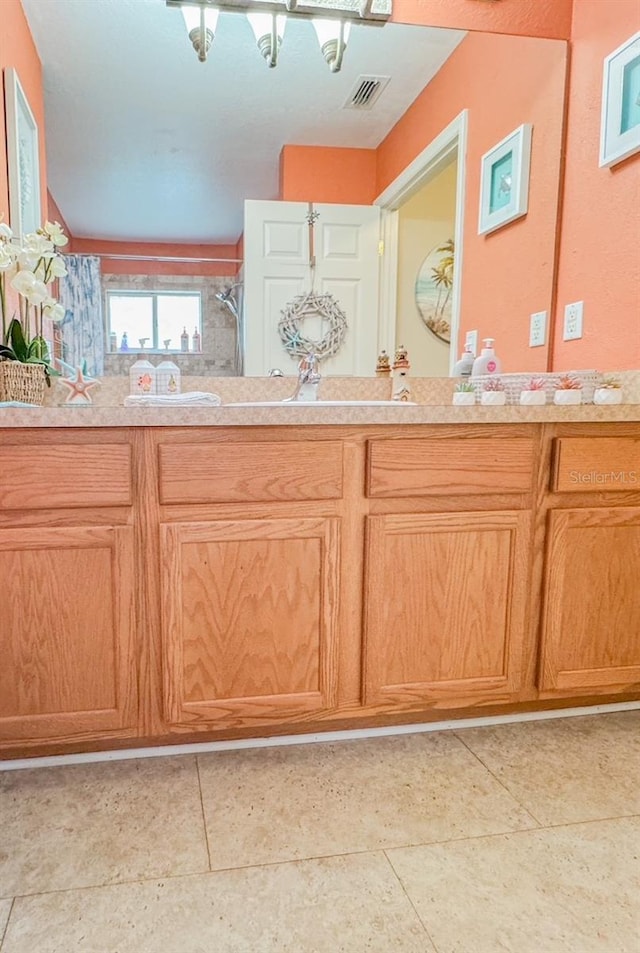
left=43, top=370, right=640, bottom=408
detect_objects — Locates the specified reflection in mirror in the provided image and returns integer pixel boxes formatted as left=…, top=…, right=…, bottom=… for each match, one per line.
left=21, top=0, right=567, bottom=378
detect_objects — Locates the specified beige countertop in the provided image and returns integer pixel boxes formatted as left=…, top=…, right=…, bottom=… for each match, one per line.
left=0, top=403, right=639, bottom=428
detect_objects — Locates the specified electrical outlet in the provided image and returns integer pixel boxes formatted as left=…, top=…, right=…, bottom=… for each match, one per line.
left=465, top=329, right=478, bottom=356
left=563, top=301, right=584, bottom=341
left=529, top=311, right=547, bottom=348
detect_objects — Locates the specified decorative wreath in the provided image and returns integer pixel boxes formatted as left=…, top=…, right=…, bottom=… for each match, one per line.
left=277, top=291, right=348, bottom=361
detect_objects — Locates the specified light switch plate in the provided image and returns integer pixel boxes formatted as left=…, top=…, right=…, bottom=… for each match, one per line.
left=529, top=311, right=547, bottom=348
left=465, top=329, right=478, bottom=356
left=563, top=301, right=584, bottom=341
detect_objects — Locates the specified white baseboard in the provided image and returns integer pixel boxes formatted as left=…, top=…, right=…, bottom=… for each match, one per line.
left=1, top=700, right=638, bottom=772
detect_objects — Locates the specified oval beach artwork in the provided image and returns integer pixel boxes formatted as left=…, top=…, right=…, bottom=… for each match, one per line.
left=415, top=239, right=454, bottom=344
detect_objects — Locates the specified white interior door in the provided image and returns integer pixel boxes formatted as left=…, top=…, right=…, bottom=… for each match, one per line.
left=243, top=200, right=381, bottom=376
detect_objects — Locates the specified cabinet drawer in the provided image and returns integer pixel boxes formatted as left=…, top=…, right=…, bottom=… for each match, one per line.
left=159, top=441, right=344, bottom=504
left=0, top=444, right=132, bottom=510
left=552, top=437, right=640, bottom=493
left=367, top=437, right=534, bottom=498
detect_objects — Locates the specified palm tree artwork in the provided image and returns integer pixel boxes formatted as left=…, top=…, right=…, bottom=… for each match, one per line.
left=415, top=239, right=454, bottom=344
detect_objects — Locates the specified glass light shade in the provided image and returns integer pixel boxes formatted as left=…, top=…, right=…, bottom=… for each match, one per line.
left=181, top=5, right=219, bottom=36
left=312, top=18, right=351, bottom=49
left=247, top=11, right=286, bottom=44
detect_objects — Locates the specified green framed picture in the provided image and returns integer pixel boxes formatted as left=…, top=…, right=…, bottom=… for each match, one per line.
left=478, top=124, right=532, bottom=236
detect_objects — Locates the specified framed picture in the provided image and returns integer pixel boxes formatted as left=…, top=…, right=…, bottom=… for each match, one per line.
left=4, top=67, right=41, bottom=238
left=599, top=31, right=640, bottom=168
left=478, top=124, right=532, bottom=236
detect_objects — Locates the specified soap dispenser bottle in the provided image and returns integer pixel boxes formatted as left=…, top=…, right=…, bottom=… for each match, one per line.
left=472, top=338, right=502, bottom=376
left=453, top=345, right=475, bottom=377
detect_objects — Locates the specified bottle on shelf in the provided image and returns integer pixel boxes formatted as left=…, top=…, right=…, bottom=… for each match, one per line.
left=192, top=326, right=201, bottom=352
left=120, top=331, right=129, bottom=352
left=452, top=345, right=475, bottom=377
left=471, top=338, right=502, bottom=376
left=180, top=327, right=189, bottom=352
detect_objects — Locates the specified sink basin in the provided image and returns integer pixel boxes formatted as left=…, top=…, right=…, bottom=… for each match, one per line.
left=226, top=400, right=417, bottom=407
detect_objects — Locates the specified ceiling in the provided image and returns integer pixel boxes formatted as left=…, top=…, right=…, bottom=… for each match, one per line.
left=22, top=0, right=465, bottom=244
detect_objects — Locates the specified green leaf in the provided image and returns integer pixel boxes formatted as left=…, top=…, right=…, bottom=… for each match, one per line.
left=28, top=336, right=50, bottom=363
left=8, top=319, right=29, bottom=362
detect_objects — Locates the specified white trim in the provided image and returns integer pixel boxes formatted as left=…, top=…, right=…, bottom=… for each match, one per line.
left=4, top=67, right=42, bottom=239
left=599, top=31, right=640, bottom=168
left=374, top=109, right=468, bottom=375
left=1, top=700, right=637, bottom=772
left=478, top=123, right=532, bottom=236
left=377, top=208, right=398, bottom=355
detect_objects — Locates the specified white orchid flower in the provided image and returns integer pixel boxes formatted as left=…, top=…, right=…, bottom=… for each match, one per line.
left=43, top=221, right=69, bottom=247
left=11, top=270, right=48, bottom=305
left=49, top=256, right=68, bottom=278
left=43, top=301, right=65, bottom=322
left=0, top=222, right=13, bottom=241
left=23, top=232, right=54, bottom=256
left=0, top=245, right=15, bottom=271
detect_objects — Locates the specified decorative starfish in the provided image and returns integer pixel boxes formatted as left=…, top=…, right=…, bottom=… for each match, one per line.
left=60, top=366, right=100, bottom=405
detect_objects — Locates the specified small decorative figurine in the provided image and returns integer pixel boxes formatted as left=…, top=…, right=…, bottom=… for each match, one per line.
left=392, top=344, right=410, bottom=371
left=375, top=350, right=391, bottom=376
left=60, top=365, right=100, bottom=405
left=392, top=345, right=411, bottom=401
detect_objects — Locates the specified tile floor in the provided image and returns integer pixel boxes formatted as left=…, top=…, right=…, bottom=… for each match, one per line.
left=0, top=710, right=638, bottom=953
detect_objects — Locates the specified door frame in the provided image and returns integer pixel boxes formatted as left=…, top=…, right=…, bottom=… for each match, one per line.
left=374, top=109, right=468, bottom=375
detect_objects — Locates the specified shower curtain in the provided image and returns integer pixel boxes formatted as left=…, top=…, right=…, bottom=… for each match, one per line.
left=58, top=255, right=104, bottom=376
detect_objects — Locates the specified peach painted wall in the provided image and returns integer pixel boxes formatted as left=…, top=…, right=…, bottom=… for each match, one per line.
left=378, top=32, right=567, bottom=372
left=391, top=0, right=573, bottom=41
left=0, top=0, right=47, bottom=230
left=47, top=191, right=72, bottom=238
left=69, top=238, right=243, bottom=278
left=552, top=0, right=640, bottom=371
left=280, top=146, right=377, bottom=205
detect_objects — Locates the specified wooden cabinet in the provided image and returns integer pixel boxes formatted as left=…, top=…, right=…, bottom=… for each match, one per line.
left=364, top=511, right=531, bottom=709
left=161, top=516, right=340, bottom=729
left=1, top=421, right=637, bottom=759
left=0, top=525, right=137, bottom=743
left=539, top=507, right=640, bottom=692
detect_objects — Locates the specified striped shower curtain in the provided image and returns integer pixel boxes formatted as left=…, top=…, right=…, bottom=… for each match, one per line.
left=58, top=255, right=104, bottom=376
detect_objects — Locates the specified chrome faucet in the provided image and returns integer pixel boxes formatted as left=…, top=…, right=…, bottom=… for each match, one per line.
left=284, top=352, right=321, bottom=402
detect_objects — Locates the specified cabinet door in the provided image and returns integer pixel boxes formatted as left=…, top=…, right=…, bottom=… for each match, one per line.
left=363, top=512, right=530, bottom=708
left=162, top=517, right=339, bottom=729
left=0, top=526, right=137, bottom=743
left=539, top=507, right=640, bottom=692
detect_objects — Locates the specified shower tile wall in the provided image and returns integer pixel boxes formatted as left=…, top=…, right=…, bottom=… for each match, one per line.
left=102, top=273, right=240, bottom=376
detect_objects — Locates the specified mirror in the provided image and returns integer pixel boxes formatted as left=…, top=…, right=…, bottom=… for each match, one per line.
left=21, top=0, right=567, bottom=377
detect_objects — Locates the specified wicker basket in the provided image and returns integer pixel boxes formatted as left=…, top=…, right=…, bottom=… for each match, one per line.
left=470, top=370, right=602, bottom=406
left=0, top=361, right=47, bottom=405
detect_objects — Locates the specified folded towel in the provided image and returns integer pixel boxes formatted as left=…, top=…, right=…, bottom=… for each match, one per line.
left=124, top=392, right=222, bottom=407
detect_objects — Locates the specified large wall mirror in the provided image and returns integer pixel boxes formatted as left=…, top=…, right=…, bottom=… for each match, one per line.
left=21, top=0, right=567, bottom=378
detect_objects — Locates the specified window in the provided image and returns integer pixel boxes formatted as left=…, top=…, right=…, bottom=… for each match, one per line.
left=107, top=291, right=202, bottom=351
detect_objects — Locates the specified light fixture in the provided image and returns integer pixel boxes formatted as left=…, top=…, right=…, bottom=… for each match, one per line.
left=247, top=11, right=286, bottom=68
left=180, top=3, right=220, bottom=62
left=312, top=18, right=351, bottom=73
left=166, top=1, right=391, bottom=69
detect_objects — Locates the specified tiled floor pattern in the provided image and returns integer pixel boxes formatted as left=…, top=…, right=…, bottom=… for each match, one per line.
left=0, top=711, right=638, bottom=952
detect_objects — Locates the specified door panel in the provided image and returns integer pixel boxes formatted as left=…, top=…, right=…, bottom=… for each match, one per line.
left=539, top=507, right=640, bottom=691
left=0, top=526, right=137, bottom=742
left=162, top=517, right=340, bottom=729
left=364, top=511, right=530, bottom=708
left=244, top=199, right=381, bottom=376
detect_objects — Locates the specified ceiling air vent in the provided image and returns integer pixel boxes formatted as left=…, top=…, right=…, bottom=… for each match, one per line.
left=343, top=75, right=391, bottom=111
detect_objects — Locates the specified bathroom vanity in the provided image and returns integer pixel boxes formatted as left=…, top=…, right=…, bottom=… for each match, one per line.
left=1, top=408, right=639, bottom=758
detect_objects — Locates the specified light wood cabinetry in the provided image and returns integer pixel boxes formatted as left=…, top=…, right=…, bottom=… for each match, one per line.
left=0, top=421, right=637, bottom=758
left=539, top=507, right=640, bottom=692
left=161, top=516, right=340, bottom=729
left=538, top=433, right=640, bottom=696
left=364, top=511, right=531, bottom=709
left=0, top=431, right=138, bottom=749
